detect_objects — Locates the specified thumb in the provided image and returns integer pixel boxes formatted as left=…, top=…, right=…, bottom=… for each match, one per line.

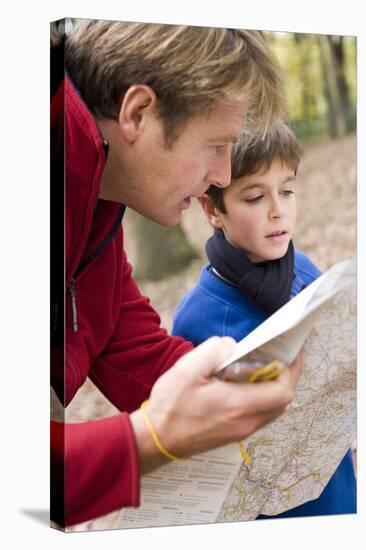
left=177, top=336, right=237, bottom=378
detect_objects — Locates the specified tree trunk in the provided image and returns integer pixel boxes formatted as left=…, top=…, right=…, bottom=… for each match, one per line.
left=327, top=35, right=352, bottom=130
left=130, top=213, right=199, bottom=281
left=293, top=34, right=317, bottom=121
left=318, top=35, right=348, bottom=138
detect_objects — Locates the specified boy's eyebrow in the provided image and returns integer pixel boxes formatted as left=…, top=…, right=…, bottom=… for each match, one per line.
left=239, top=175, right=296, bottom=191
left=282, top=175, right=296, bottom=184
left=239, top=182, right=266, bottom=191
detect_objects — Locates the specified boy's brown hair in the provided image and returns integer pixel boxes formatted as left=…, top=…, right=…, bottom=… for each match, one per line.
left=206, top=119, right=302, bottom=212
left=65, top=20, right=287, bottom=145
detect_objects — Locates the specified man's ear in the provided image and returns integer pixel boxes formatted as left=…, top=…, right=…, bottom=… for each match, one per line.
left=118, top=85, right=157, bottom=143
left=199, top=195, right=224, bottom=229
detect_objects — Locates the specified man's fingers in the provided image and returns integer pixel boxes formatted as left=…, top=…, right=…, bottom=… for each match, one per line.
left=176, top=336, right=237, bottom=377
left=233, top=350, right=304, bottom=414
left=225, top=365, right=295, bottom=415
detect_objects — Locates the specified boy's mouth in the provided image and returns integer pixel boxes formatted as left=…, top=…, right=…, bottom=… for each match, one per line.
left=265, top=230, right=288, bottom=238
left=265, top=230, right=289, bottom=244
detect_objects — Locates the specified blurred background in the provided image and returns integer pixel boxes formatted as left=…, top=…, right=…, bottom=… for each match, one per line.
left=60, top=25, right=356, bottom=530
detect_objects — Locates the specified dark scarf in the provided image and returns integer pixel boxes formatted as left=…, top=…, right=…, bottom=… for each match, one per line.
left=205, top=230, right=294, bottom=314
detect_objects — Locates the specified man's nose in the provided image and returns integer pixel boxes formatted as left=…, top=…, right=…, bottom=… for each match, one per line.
left=206, top=148, right=232, bottom=189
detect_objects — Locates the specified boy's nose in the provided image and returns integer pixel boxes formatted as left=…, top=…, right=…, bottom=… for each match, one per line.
left=269, top=198, right=284, bottom=219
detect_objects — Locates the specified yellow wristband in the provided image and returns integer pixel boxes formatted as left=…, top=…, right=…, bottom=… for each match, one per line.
left=140, top=400, right=188, bottom=462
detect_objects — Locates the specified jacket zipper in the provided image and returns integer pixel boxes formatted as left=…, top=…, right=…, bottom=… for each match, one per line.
left=67, top=138, right=121, bottom=334
left=69, top=278, right=78, bottom=332
left=68, top=203, right=125, bottom=333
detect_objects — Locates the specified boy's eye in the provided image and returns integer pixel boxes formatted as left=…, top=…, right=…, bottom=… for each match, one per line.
left=245, top=195, right=263, bottom=204
left=281, top=190, right=295, bottom=197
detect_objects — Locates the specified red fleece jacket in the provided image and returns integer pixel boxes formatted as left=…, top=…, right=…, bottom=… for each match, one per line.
left=50, top=75, right=193, bottom=527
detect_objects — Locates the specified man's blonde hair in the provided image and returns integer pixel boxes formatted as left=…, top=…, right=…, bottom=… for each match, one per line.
left=66, top=20, right=287, bottom=143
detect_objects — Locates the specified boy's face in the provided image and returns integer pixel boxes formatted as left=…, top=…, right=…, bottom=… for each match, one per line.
left=211, top=158, right=297, bottom=262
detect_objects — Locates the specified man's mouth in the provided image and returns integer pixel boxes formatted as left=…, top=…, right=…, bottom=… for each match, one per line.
left=180, top=197, right=191, bottom=209
left=181, top=187, right=210, bottom=208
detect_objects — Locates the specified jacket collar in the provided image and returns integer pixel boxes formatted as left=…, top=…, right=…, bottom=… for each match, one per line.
left=63, top=75, right=121, bottom=286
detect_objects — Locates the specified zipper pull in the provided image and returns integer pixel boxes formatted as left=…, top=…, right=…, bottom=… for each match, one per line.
left=69, top=279, right=78, bottom=333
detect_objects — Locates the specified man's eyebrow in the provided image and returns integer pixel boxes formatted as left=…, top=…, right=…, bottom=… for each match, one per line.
left=209, top=134, right=240, bottom=143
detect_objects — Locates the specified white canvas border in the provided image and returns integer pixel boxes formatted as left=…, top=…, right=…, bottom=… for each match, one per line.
left=2, top=1, right=363, bottom=548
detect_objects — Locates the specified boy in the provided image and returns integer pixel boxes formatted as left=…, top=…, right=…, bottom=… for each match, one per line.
left=172, top=120, right=356, bottom=518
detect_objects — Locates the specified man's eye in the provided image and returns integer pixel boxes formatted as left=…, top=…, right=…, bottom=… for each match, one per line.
left=245, top=195, right=263, bottom=204
left=213, top=144, right=227, bottom=153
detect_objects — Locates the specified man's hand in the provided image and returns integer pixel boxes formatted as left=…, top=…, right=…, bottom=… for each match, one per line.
left=130, top=337, right=303, bottom=473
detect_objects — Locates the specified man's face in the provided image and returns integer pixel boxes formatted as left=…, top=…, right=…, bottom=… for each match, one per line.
left=214, top=158, right=297, bottom=262
left=114, top=101, right=248, bottom=226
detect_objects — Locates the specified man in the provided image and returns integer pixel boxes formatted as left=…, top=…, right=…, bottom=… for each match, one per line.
left=51, top=19, right=302, bottom=528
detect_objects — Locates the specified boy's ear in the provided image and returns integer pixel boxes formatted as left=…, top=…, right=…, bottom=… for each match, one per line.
left=118, top=84, right=157, bottom=143
left=199, top=195, right=224, bottom=229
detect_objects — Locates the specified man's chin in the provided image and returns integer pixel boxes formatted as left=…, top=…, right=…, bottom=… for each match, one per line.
left=150, top=211, right=182, bottom=227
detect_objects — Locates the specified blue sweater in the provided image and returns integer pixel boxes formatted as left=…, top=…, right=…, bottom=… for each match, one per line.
left=172, top=250, right=356, bottom=518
